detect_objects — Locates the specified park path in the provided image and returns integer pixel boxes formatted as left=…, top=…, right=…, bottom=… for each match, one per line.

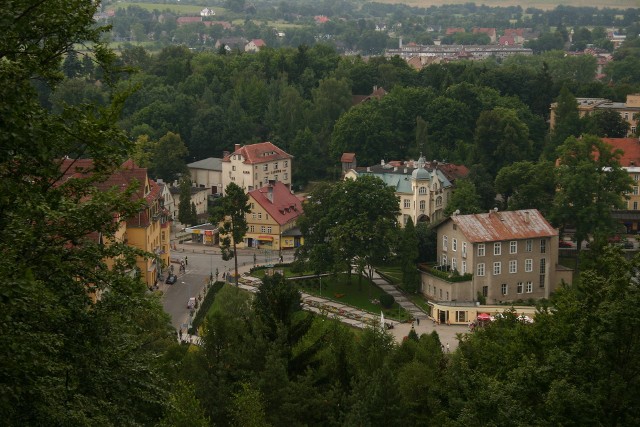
left=175, top=243, right=466, bottom=350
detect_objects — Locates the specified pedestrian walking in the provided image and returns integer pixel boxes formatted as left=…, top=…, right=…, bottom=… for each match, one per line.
left=179, top=329, right=182, bottom=340
left=446, top=343, right=450, bottom=353
left=185, top=256, right=188, bottom=266
left=416, top=317, right=420, bottom=326
left=215, top=268, right=219, bottom=280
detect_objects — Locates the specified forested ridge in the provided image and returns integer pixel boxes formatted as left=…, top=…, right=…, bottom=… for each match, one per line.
left=2, top=0, right=640, bottom=425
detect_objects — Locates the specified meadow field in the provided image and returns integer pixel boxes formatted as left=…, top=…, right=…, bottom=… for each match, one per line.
left=378, top=0, right=640, bottom=10
left=105, top=2, right=224, bottom=14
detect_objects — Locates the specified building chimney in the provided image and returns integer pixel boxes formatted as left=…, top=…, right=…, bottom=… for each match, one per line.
left=525, top=211, right=530, bottom=223
left=234, top=144, right=241, bottom=152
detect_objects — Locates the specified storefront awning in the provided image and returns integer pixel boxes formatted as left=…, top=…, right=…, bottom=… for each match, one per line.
left=258, top=235, right=274, bottom=240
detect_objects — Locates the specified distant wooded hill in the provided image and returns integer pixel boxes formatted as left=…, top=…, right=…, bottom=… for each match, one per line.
left=379, top=0, right=639, bottom=11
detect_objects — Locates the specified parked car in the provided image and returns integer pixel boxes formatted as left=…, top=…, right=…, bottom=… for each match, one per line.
left=187, top=297, right=196, bottom=309
left=559, top=241, right=573, bottom=248
left=165, top=274, right=177, bottom=285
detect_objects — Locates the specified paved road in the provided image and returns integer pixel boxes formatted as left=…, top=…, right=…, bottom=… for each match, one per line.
left=162, top=242, right=294, bottom=331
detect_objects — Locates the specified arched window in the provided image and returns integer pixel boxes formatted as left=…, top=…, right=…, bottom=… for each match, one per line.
left=436, top=196, right=442, bottom=207
left=419, top=200, right=426, bottom=210
left=419, top=186, right=427, bottom=195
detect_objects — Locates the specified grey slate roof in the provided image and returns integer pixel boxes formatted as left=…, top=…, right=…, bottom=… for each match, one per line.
left=187, top=157, right=222, bottom=171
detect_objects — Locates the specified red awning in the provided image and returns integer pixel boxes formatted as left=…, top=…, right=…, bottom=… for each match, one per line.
left=477, top=313, right=491, bottom=321
left=258, top=236, right=273, bottom=240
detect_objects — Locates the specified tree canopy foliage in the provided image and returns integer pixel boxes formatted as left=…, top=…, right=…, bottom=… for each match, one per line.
left=0, top=0, right=174, bottom=423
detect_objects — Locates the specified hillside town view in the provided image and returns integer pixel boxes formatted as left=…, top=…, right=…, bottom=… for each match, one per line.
left=3, top=0, right=640, bottom=425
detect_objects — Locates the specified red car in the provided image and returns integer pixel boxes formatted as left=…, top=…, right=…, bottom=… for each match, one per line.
left=559, top=241, right=573, bottom=248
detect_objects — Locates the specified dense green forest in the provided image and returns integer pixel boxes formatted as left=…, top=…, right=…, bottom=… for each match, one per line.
left=3, top=0, right=640, bottom=425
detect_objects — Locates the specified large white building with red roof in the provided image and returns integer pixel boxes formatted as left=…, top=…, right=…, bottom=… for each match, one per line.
left=221, top=142, right=293, bottom=194
left=421, top=209, right=572, bottom=318
left=243, top=181, right=304, bottom=250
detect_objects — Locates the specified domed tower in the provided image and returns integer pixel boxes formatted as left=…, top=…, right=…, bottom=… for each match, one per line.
left=412, top=153, right=431, bottom=224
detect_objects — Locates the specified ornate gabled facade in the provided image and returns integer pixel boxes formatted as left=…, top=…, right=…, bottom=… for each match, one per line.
left=344, top=154, right=467, bottom=226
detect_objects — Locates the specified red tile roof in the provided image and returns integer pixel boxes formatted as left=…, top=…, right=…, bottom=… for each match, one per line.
left=248, top=181, right=303, bottom=226
left=177, top=16, right=203, bottom=24
left=448, top=209, right=556, bottom=243
left=341, top=152, right=356, bottom=162
left=600, top=138, right=640, bottom=167
left=222, top=142, right=292, bottom=164
left=251, top=39, right=266, bottom=47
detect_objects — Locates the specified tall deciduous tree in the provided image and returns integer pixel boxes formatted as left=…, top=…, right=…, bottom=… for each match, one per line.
left=298, top=175, right=400, bottom=284
left=495, top=161, right=557, bottom=216
left=210, top=182, right=251, bottom=285
left=152, top=131, right=188, bottom=182
left=444, top=179, right=482, bottom=216
left=582, top=109, right=630, bottom=138
left=549, top=85, right=582, bottom=156
left=0, top=0, right=173, bottom=423
left=552, top=135, right=632, bottom=269
left=178, top=176, right=197, bottom=226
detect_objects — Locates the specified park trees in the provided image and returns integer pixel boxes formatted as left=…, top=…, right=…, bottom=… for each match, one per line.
left=210, top=183, right=252, bottom=286
left=297, top=175, right=400, bottom=284
left=0, top=0, right=174, bottom=423
left=552, top=135, right=633, bottom=268
left=494, top=161, right=557, bottom=216
left=549, top=85, right=581, bottom=156
left=444, top=179, right=482, bottom=216
left=178, top=176, right=198, bottom=226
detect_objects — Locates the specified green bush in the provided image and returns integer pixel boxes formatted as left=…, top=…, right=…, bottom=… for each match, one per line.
left=189, top=281, right=224, bottom=334
left=379, top=293, right=395, bottom=308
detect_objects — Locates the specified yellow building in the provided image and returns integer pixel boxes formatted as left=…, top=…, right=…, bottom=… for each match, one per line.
left=60, top=159, right=171, bottom=291
left=550, top=94, right=640, bottom=135
left=242, top=181, right=304, bottom=251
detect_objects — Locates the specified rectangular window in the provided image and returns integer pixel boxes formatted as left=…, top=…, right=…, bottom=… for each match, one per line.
left=510, top=241, right=517, bottom=254
left=526, top=239, right=532, bottom=252
left=509, top=260, right=517, bottom=273
left=284, top=160, right=288, bottom=167
left=443, top=235, right=448, bottom=251
left=452, top=257, right=457, bottom=271
left=462, top=242, right=467, bottom=257
left=456, top=311, right=467, bottom=322
left=461, top=261, right=467, bottom=275
left=452, top=238, right=457, bottom=251
left=540, top=239, right=547, bottom=254
left=249, top=225, right=255, bottom=232
left=494, top=242, right=501, bottom=256
left=274, top=162, right=278, bottom=170
left=477, top=243, right=485, bottom=257
left=264, top=177, right=269, bottom=184
left=260, top=226, right=266, bottom=233
left=263, top=164, right=268, bottom=171
left=442, top=254, right=447, bottom=265
left=493, top=262, right=501, bottom=275
left=284, top=173, right=288, bottom=180
left=252, top=213, right=256, bottom=219
left=501, top=283, right=508, bottom=295
left=258, top=212, right=262, bottom=219
left=404, top=199, right=411, bottom=208
left=266, top=226, right=272, bottom=233
left=525, top=259, right=533, bottom=272
left=540, top=274, right=546, bottom=288
left=540, top=258, right=546, bottom=274
left=477, top=263, right=485, bottom=276
left=526, top=281, right=533, bottom=293
left=635, top=202, right=639, bottom=210
left=232, top=165, right=236, bottom=171
left=482, top=286, right=489, bottom=297
left=517, top=282, right=523, bottom=293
